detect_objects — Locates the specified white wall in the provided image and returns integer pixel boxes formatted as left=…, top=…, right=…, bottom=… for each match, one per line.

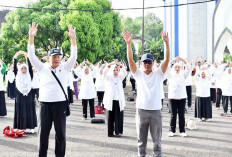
left=188, top=0, right=207, bottom=61
left=206, top=1, right=215, bottom=62
left=178, top=0, right=188, bottom=59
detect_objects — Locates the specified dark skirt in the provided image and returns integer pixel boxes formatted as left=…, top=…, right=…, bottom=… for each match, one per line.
left=13, top=89, right=37, bottom=129
left=68, top=86, right=74, bottom=103
left=0, top=91, right=7, bottom=116
left=195, top=96, right=212, bottom=119
left=7, top=81, right=16, bottom=99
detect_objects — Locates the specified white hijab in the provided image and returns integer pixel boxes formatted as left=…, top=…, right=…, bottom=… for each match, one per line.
left=170, top=63, right=185, bottom=88
left=16, top=64, right=32, bottom=96
left=7, top=69, right=15, bottom=83
left=109, top=65, right=121, bottom=94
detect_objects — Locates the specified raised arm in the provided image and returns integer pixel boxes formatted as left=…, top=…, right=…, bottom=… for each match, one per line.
left=122, top=31, right=137, bottom=74
left=160, top=31, right=170, bottom=73
left=13, top=51, right=22, bottom=75
left=28, top=22, right=44, bottom=71
left=64, top=25, right=77, bottom=71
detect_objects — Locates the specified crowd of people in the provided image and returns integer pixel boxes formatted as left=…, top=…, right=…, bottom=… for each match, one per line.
left=0, top=22, right=231, bottom=157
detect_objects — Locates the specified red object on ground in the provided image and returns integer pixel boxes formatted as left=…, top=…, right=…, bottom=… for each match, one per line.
left=3, top=126, right=25, bottom=138
left=95, top=106, right=104, bottom=114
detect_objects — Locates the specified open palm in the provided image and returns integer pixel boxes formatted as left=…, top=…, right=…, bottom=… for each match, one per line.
left=122, top=31, right=132, bottom=44
left=67, top=24, right=76, bottom=40
left=29, top=22, right=38, bottom=38
left=160, top=31, right=169, bottom=43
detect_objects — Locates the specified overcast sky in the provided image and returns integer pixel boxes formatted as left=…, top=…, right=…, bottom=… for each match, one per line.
left=0, top=0, right=164, bottom=21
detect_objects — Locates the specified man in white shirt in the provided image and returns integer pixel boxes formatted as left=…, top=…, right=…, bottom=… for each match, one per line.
left=28, top=22, right=77, bottom=157
left=122, top=31, right=170, bottom=157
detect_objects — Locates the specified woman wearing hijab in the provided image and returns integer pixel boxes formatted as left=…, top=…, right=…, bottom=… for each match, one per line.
left=166, top=56, right=190, bottom=137
left=221, top=67, right=232, bottom=115
left=103, top=60, right=127, bottom=137
left=0, top=59, right=7, bottom=117
left=77, top=60, right=96, bottom=120
left=13, top=51, right=37, bottom=133
left=6, top=65, right=16, bottom=99
left=195, top=67, right=212, bottom=121
left=95, top=65, right=106, bottom=109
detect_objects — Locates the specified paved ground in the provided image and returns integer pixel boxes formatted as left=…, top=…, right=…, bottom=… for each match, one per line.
left=0, top=85, right=232, bottom=157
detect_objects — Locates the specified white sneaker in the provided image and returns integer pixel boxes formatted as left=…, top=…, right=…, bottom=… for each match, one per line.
left=180, top=132, right=187, bottom=137
left=168, top=132, right=176, bottom=137
left=216, top=107, right=220, bottom=110
left=82, top=117, right=87, bottom=120
left=30, top=129, right=35, bottom=134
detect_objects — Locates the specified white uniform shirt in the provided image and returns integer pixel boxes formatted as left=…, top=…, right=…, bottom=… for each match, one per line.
left=95, top=73, right=105, bottom=92
left=221, top=72, right=232, bottom=96
left=32, top=72, right=40, bottom=89
left=78, top=70, right=96, bottom=99
left=103, top=65, right=126, bottom=111
left=28, top=44, right=77, bottom=102
left=0, top=72, right=4, bottom=91
left=166, top=64, right=191, bottom=99
left=132, top=66, right=165, bottom=110
left=195, top=71, right=211, bottom=97
left=185, top=66, right=193, bottom=86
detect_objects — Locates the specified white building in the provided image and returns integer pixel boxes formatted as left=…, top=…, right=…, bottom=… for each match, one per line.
left=163, top=0, right=228, bottom=62
left=213, top=0, right=232, bottom=62
left=132, top=34, right=143, bottom=55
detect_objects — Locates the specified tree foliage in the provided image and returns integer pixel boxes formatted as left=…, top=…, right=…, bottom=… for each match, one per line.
left=122, top=13, right=164, bottom=61
left=0, top=0, right=70, bottom=63
left=0, top=0, right=124, bottom=64
left=60, top=0, right=122, bottom=63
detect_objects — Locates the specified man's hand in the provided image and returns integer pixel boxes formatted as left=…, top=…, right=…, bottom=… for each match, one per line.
left=29, top=22, right=38, bottom=38
left=29, top=22, right=38, bottom=45
left=122, top=31, right=132, bottom=44
left=67, top=24, right=76, bottom=46
left=160, top=31, right=169, bottom=43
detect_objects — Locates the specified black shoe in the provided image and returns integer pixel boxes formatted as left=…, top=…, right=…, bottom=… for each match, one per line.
left=108, top=134, right=115, bottom=137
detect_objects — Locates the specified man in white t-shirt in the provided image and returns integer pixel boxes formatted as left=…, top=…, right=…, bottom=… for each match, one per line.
left=122, top=31, right=170, bottom=157
left=28, top=22, right=77, bottom=157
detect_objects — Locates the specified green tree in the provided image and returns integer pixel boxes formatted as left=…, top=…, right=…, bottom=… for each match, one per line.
left=0, top=0, right=70, bottom=64
left=122, top=13, right=163, bottom=61
left=144, top=37, right=164, bottom=61
left=122, top=17, right=142, bottom=35
left=60, top=0, right=122, bottom=63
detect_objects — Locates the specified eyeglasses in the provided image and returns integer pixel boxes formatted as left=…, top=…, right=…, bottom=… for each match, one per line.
left=143, top=60, right=153, bottom=64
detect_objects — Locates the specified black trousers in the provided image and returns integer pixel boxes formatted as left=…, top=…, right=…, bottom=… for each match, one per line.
left=97, top=91, right=104, bottom=108
left=38, top=101, right=67, bottom=157
left=169, top=99, right=186, bottom=133
left=32, top=88, right=39, bottom=101
left=122, top=78, right=126, bottom=88
left=210, top=88, right=216, bottom=103
left=216, top=88, right=222, bottom=108
left=107, top=100, right=124, bottom=136
left=130, top=78, right=136, bottom=91
left=222, top=96, right=232, bottom=113
left=82, top=99, right=95, bottom=118
left=186, top=86, right=192, bottom=108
